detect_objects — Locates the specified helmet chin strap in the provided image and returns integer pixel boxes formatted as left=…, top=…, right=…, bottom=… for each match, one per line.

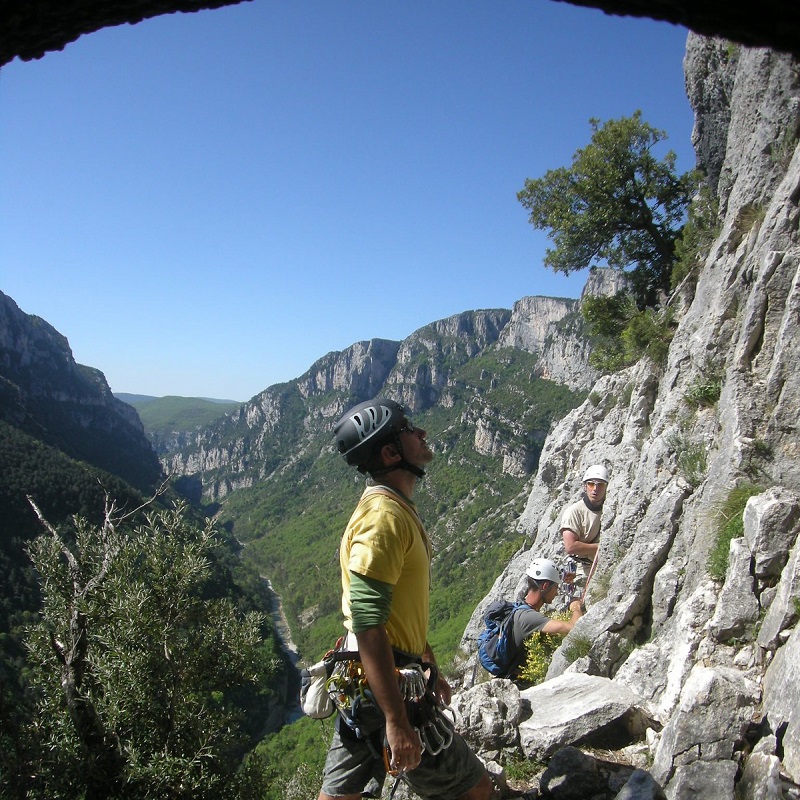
left=368, top=433, right=426, bottom=479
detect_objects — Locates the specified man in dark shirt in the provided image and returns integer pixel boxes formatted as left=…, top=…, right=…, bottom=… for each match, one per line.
left=507, top=558, right=584, bottom=678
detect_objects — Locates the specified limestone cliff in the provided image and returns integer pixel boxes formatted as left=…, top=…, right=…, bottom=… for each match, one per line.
left=457, top=35, right=800, bottom=800
left=164, top=305, right=597, bottom=500
left=0, top=290, right=162, bottom=491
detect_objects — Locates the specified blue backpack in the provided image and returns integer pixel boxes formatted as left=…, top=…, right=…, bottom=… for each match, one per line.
left=477, top=600, right=527, bottom=677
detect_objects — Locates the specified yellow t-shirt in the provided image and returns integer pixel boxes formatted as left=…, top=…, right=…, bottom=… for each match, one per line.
left=340, top=486, right=431, bottom=657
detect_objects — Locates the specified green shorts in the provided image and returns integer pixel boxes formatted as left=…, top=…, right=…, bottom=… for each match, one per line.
left=320, top=705, right=487, bottom=799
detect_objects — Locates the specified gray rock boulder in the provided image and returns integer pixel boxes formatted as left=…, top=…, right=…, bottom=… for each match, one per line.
left=518, top=674, right=651, bottom=759
left=614, top=770, right=667, bottom=800
left=743, top=488, right=800, bottom=579
left=651, top=665, right=760, bottom=793
left=708, top=537, right=760, bottom=642
left=757, top=533, right=800, bottom=650
left=762, top=625, right=800, bottom=784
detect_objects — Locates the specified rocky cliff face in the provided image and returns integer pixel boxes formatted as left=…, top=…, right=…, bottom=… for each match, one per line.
left=164, top=305, right=596, bottom=500
left=0, top=291, right=162, bottom=491
left=456, top=35, right=800, bottom=800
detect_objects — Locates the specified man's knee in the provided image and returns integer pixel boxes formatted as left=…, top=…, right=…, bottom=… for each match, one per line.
left=458, top=771, right=494, bottom=800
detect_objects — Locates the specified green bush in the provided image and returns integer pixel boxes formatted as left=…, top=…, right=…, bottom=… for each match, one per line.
left=667, top=430, right=708, bottom=486
left=505, top=756, right=546, bottom=782
left=517, top=612, right=570, bottom=685
left=562, top=635, right=593, bottom=664
left=672, top=184, right=720, bottom=290
left=621, top=307, right=675, bottom=365
left=708, top=483, right=764, bottom=581
left=679, top=443, right=708, bottom=486
left=684, top=376, right=722, bottom=407
left=583, top=292, right=675, bottom=373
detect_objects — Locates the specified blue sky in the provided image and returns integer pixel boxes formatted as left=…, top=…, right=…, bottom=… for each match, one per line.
left=1, top=0, right=695, bottom=402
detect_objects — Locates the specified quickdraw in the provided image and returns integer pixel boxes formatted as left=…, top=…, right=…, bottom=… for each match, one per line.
left=397, top=663, right=455, bottom=756
left=326, top=658, right=374, bottom=737
left=327, top=657, right=457, bottom=761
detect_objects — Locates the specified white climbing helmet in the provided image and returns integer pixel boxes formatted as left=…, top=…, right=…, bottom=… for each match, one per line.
left=582, top=464, right=609, bottom=484
left=526, top=558, right=562, bottom=586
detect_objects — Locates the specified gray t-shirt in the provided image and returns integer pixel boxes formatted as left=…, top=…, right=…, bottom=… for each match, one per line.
left=508, top=606, right=551, bottom=675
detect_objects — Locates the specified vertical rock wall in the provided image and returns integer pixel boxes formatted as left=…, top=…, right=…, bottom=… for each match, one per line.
left=460, top=35, right=800, bottom=800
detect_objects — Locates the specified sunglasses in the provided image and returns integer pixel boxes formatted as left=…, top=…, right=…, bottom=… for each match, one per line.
left=398, top=420, right=417, bottom=434
left=585, top=480, right=605, bottom=489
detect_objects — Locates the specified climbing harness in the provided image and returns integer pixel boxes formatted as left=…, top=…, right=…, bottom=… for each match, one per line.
left=324, top=651, right=457, bottom=770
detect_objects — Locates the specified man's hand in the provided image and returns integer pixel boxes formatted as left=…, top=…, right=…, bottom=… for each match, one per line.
left=385, top=717, right=422, bottom=773
left=434, top=672, right=452, bottom=706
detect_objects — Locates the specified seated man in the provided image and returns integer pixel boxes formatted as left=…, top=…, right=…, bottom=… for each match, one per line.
left=507, top=558, right=583, bottom=678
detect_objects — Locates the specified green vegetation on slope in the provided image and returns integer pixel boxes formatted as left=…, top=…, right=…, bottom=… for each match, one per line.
left=122, top=395, right=242, bottom=437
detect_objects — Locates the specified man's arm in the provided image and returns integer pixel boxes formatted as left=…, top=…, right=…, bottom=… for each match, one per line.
left=540, top=600, right=584, bottom=636
left=355, top=626, right=422, bottom=772
left=562, top=527, right=599, bottom=560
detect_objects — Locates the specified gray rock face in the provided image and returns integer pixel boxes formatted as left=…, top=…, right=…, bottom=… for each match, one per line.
left=497, top=294, right=599, bottom=392
left=456, top=36, right=800, bottom=800
left=762, top=626, right=800, bottom=784
left=517, top=674, right=650, bottom=759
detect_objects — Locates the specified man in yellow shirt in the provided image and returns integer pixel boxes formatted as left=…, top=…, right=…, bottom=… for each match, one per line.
left=317, top=398, right=492, bottom=800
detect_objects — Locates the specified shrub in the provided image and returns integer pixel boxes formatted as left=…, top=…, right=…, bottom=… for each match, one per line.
left=563, top=635, right=593, bottom=665
left=678, top=441, right=708, bottom=486
left=708, top=483, right=764, bottom=581
left=506, top=756, right=546, bottom=782
left=672, top=184, right=720, bottom=290
left=621, top=307, right=675, bottom=365
left=583, top=293, right=675, bottom=373
left=667, top=430, right=708, bottom=487
left=684, top=376, right=722, bottom=407
left=517, top=612, right=570, bottom=685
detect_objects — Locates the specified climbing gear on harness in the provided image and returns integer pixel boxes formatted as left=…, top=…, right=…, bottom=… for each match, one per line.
left=394, top=663, right=455, bottom=756
left=299, top=637, right=359, bottom=719
left=559, top=558, right=579, bottom=606
left=324, top=649, right=456, bottom=765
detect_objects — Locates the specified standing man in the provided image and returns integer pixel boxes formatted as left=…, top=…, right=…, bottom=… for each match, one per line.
left=559, top=464, right=609, bottom=575
left=318, top=398, right=492, bottom=800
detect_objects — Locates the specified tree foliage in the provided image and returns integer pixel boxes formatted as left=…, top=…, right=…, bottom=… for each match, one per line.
left=9, top=498, right=281, bottom=800
left=582, top=292, right=676, bottom=372
left=517, top=111, right=698, bottom=308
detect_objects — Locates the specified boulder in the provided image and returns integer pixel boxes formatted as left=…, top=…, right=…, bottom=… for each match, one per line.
left=614, top=769, right=667, bottom=800
left=708, top=537, right=759, bottom=642
left=518, top=674, right=650, bottom=759
left=449, top=678, right=524, bottom=759
left=757, top=534, right=800, bottom=650
left=651, top=665, right=760, bottom=791
left=743, top=488, right=800, bottom=579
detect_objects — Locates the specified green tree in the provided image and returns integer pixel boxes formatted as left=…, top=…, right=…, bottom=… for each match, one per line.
left=19, top=497, right=277, bottom=800
left=517, top=111, right=698, bottom=308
